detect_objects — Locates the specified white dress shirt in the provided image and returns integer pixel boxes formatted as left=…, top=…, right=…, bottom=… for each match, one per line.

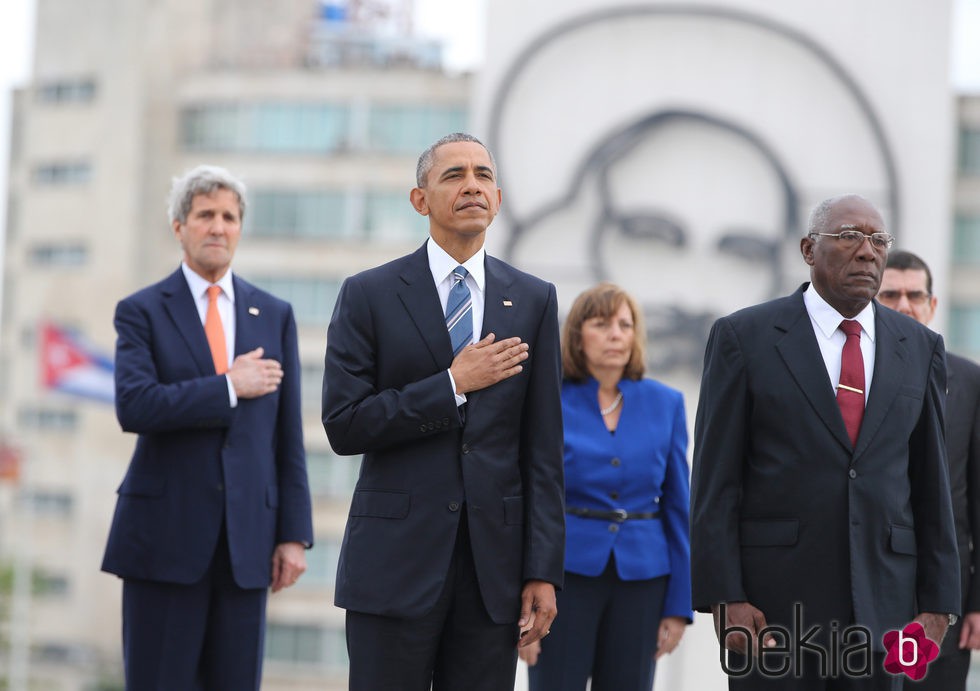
left=803, top=283, right=875, bottom=404
left=426, top=238, right=486, bottom=405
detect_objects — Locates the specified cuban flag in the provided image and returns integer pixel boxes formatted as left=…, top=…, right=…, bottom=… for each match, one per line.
left=40, top=322, right=114, bottom=404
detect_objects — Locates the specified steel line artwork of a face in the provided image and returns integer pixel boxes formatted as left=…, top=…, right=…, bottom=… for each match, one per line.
left=486, top=5, right=899, bottom=376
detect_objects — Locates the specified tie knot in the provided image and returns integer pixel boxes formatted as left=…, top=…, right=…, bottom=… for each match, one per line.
left=207, top=285, right=221, bottom=302
left=452, top=266, right=468, bottom=282
left=840, top=320, right=861, bottom=338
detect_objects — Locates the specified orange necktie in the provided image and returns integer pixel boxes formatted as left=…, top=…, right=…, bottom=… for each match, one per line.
left=205, top=285, right=228, bottom=374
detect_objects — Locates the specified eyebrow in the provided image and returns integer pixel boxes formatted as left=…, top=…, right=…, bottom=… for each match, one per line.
left=438, top=165, right=495, bottom=180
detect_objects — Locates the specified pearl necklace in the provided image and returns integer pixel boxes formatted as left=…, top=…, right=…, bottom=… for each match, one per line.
left=600, top=392, right=623, bottom=416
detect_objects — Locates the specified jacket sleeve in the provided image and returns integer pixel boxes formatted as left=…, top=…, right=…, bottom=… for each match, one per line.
left=966, top=364, right=980, bottom=612
left=322, top=275, right=461, bottom=456
left=690, top=317, right=749, bottom=611
left=519, top=283, right=565, bottom=586
left=113, top=297, right=233, bottom=434
left=909, top=335, right=960, bottom=616
left=274, top=305, right=314, bottom=546
left=661, top=392, right=693, bottom=621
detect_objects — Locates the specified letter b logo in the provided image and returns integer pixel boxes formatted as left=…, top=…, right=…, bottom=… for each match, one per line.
left=897, top=631, right=918, bottom=666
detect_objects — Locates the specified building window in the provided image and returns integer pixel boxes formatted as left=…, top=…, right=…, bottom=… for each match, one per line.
left=307, top=449, right=359, bottom=500
left=181, top=104, right=351, bottom=153
left=32, top=162, right=92, bottom=185
left=248, top=190, right=351, bottom=239
left=961, top=129, right=980, bottom=175
left=365, top=191, right=427, bottom=241
left=954, top=215, right=980, bottom=265
left=264, top=623, right=347, bottom=667
left=28, top=243, right=88, bottom=266
left=35, top=571, right=70, bottom=597
left=19, top=490, right=74, bottom=517
left=950, top=304, right=980, bottom=357
left=18, top=408, right=78, bottom=431
left=36, top=79, right=96, bottom=103
left=250, top=276, right=340, bottom=326
left=299, top=536, right=342, bottom=589
left=367, top=105, right=467, bottom=154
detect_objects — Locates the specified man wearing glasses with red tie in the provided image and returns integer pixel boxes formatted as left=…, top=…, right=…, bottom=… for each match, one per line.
left=692, top=195, right=959, bottom=689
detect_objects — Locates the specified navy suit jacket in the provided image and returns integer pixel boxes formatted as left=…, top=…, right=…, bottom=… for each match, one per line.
left=102, top=269, right=313, bottom=589
left=691, top=285, right=959, bottom=650
left=322, top=243, right=565, bottom=624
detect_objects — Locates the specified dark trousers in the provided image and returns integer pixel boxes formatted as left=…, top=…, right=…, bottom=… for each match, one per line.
left=527, top=557, right=667, bottom=691
left=906, top=616, right=970, bottom=690
left=345, top=512, right=520, bottom=691
left=121, top=528, right=267, bottom=691
left=726, top=651, right=903, bottom=690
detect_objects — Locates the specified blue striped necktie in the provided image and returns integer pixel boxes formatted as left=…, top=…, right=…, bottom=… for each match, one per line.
left=445, top=266, right=473, bottom=356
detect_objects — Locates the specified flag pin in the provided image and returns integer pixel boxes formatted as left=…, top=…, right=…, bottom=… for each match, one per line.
left=503, top=300, right=513, bottom=307
left=248, top=307, right=260, bottom=316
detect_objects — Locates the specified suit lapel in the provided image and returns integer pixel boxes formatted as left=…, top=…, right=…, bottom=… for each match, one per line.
left=397, top=244, right=455, bottom=369
left=852, top=308, right=908, bottom=461
left=232, top=276, right=259, bottom=357
left=161, top=269, right=215, bottom=375
left=466, top=256, right=517, bottom=416
left=774, top=293, right=853, bottom=451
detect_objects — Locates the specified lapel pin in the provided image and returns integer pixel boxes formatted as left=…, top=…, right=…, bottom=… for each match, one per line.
left=503, top=300, right=513, bottom=307
left=248, top=307, right=260, bottom=316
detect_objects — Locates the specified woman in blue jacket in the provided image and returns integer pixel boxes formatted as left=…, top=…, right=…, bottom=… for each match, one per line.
left=524, top=283, right=692, bottom=690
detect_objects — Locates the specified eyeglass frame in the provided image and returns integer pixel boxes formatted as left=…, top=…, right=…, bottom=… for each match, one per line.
left=877, top=289, right=933, bottom=306
left=807, top=229, right=895, bottom=250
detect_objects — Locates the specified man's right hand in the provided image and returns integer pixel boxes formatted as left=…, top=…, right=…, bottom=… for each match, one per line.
left=450, top=333, right=529, bottom=394
left=228, top=347, right=284, bottom=399
left=713, top=601, right=775, bottom=656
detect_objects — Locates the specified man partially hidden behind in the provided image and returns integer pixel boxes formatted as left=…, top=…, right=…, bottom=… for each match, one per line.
left=323, top=133, right=565, bottom=691
left=879, top=250, right=980, bottom=690
left=102, top=165, right=313, bottom=689
left=691, top=194, right=959, bottom=689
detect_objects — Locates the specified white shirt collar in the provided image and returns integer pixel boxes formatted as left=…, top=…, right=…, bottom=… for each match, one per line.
left=426, top=238, right=485, bottom=293
left=803, top=283, right=875, bottom=342
left=181, top=262, right=236, bottom=303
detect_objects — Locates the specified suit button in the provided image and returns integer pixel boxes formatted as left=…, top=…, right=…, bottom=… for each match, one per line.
left=216, top=483, right=224, bottom=492
left=448, top=502, right=460, bottom=511
left=462, top=444, right=470, bottom=454
left=427, top=422, right=436, bottom=431
left=609, top=491, right=619, bottom=500
left=419, top=425, right=427, bottom=432
left=848, top=469, right=857, bottom=479
left=610, top=457, right=621, bottom=467
left=608, top=524, right=619, bottom=533
left=443, top=417, right=450, bottom=426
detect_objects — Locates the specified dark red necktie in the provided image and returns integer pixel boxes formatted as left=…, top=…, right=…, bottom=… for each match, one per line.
left=837, top=320, right=864, bottom=447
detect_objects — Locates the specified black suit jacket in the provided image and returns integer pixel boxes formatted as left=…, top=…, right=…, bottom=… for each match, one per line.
left=691, top=285, right=959, bottom=649
left=322, top=243, right=565, bottom=623
left=946, top=352, right=980, bottom=614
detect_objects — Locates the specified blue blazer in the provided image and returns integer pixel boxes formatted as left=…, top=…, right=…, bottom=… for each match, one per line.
left=562, top=377, right=692, bottom=620
left=323, top=243, right=565, bottom=624
left=101, top=269, right=313, bottom=589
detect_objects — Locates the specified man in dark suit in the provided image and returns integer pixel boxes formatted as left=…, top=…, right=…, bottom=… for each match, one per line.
left=322, top=132, right=565, bottom=691
left=878, top=250, right=980, bottom=690
left=102, top=165, right=313, bottom=690
left=691, top=194, right=960, bottom=689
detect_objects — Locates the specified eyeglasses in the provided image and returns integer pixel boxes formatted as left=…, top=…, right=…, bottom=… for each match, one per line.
left=808, top=230, right=894, bottom=250
left=878, top=290, right=932, bottom=306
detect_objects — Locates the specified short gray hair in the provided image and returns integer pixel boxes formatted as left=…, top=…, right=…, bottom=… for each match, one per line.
left=415, top=133, right=496, bottom=188
left=806, top=193, right=873, bottom=236
left=167, top=164, right=247, bottom=225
